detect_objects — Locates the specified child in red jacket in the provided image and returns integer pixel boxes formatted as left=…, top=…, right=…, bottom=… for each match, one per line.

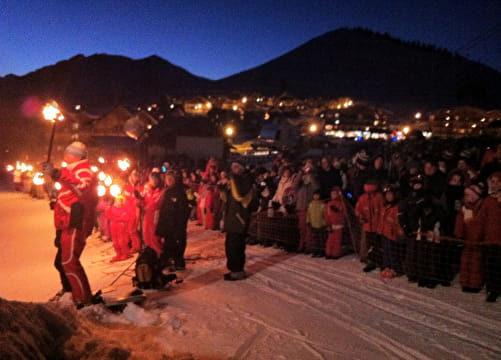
left=324, top=186, right=347, bottom=259
left=377, top=185, right=405, bottom=278
left=355, top=179, right=384, bottom=271
left=106, top=195, right=132, bottom=262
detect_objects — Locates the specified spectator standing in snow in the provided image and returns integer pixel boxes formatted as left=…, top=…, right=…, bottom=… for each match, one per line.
left=324, top=186, right=346, bottom=259
left=307, top=189, right=326, bottom=257
left=139, top=171, right=164, bottom=257
left=454, top=184, right=484, bottom=293
left=295, top=169, right=318, bottom=253
left=223, top=161, right=255, bottom=281
left=318, top=156, right=342, bottom=200
left=477, top=171, right=501, bottom=302
left=355, top=179, right=384, bottom=271
left=156, top=170, right=190, bottom=271
left=106, top=195, right=132, bottom=262
left=123, top=170, right=143, bottom=252
left=377, top=185, right=405, bottom=279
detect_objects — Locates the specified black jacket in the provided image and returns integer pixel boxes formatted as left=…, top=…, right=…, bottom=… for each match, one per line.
left=224, top=171, right=256, bottom=234
left=155, top=183, right=190, bottom=239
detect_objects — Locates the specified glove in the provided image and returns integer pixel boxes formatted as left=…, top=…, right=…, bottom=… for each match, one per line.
left=42, top=162, right=61, bottom=181
left=49, top=200, right=56, bottom=210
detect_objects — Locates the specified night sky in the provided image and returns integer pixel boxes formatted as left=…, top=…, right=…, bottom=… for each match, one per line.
left=1, top=0, right=500, bottom=80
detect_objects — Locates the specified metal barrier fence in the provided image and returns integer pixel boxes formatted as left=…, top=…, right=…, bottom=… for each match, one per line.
left=246, top=201, right=500, bottom=301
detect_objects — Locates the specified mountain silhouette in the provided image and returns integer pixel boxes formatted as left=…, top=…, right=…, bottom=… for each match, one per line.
left=0, top=28, right=500, bottom=159
left=215, top=28, right=500, bottom=110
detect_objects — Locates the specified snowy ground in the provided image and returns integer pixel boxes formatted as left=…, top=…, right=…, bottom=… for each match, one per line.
left=1, top=190, right=501, bottom=359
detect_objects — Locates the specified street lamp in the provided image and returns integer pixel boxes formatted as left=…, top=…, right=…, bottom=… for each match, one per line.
left=224, top=125, right=235, bottom=137
left=309, top=123, right=319, bottom=133
left=43, top=101, right=64, bottom=162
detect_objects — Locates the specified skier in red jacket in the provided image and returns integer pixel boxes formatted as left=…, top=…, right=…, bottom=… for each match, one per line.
left=46, top=141, right=97, bottom=308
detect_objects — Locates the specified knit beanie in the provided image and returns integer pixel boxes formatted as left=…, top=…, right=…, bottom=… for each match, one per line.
left=464, top=184, right=482, bottom=202
left=64, top=141, right=87, bottom=159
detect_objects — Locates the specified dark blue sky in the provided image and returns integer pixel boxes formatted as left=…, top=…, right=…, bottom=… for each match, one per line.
left=1, top=0, right=500, bottom=80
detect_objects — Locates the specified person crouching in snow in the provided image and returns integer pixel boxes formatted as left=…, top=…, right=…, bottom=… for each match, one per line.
left=377, top=185, right=405, bottom=279
left=307, top=189, right=327, bottom=257
left=139, top=170, right=164, bottom=258
left=106, top=195, right=132, bottom=262
left=454, top=183, right=484, bottom=293
left=324, top=186, right=346, bottom=259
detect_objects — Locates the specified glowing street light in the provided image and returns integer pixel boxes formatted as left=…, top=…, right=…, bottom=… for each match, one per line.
left=43, top=101, right=64, bottom=162
left=414, top=112, right=422, bottom=120
left=309, top=124, right=318, bottom=133
left=403, top=126, right=410, bottom=135
left=225, top=125, right=235, bottom=137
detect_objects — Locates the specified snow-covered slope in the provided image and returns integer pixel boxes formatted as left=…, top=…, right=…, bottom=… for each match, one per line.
left=1, top=192, right=500, bottom=359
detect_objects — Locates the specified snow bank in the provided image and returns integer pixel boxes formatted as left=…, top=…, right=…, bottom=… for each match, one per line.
left=0, top=298, right=196, bottom=360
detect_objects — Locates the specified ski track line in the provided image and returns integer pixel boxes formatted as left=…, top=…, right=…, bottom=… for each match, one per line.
left=231, top=323, right=268, bottom=360
left=256, top=258, right=501, bottom=357
left=240, top=268, right=430, bottom=359
left=249, top=270, right=434, bottom=360
left=234, top=307, right=344, bottom=360
left=325, top=263, right=501, bottom=331
left=276, top=254, right=501, bottom=333
left=382, top=320, right=482, bottom=360
left=287, top=257, right=501, bottom=342
left=278, top=258, right=501, bottom=354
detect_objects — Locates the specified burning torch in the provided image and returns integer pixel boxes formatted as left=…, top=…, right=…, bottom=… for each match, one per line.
left=42, top=101, right=64, bottom=162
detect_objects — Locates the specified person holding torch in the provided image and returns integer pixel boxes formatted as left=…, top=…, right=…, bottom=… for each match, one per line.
left=44, top=141, right=98, bottom=308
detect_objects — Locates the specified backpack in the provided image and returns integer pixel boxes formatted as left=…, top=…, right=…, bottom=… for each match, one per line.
left=133, top=247, right=177, bottom=289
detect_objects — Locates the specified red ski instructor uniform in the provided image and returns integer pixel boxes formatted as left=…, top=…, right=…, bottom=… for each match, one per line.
left=53, top=142, right=96, bottom=305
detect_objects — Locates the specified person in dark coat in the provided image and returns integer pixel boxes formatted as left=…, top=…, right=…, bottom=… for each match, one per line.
left=477, top=171, right=501, bottom=302
left=399, top=175, right=426, bottom=283
left=223, top=162, right=256, bottom=281
left=423, top=159, right=447, bottom=205
left=369, top=154, right=388, bottom=187
left=347, top=152, right=371, bottom=204
left=156, top=170, right=190, bottom=271
left=318, top=156, right=342, bottom=200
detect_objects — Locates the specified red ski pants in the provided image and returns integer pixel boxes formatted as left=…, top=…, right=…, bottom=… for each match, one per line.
left=60, top=227, right=92, bottom=304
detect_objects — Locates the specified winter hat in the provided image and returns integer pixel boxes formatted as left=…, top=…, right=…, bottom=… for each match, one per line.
left=64, top=141, right=87, bottom=159
left=231, top=161, right=246, bottom=172
left=441, top=149, right=454, bottom=160
left=464, top=184, right=483, bottom=201
left=459, top=149, right=473, bottom=160
left=356, top=152, right=370, bottom=166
